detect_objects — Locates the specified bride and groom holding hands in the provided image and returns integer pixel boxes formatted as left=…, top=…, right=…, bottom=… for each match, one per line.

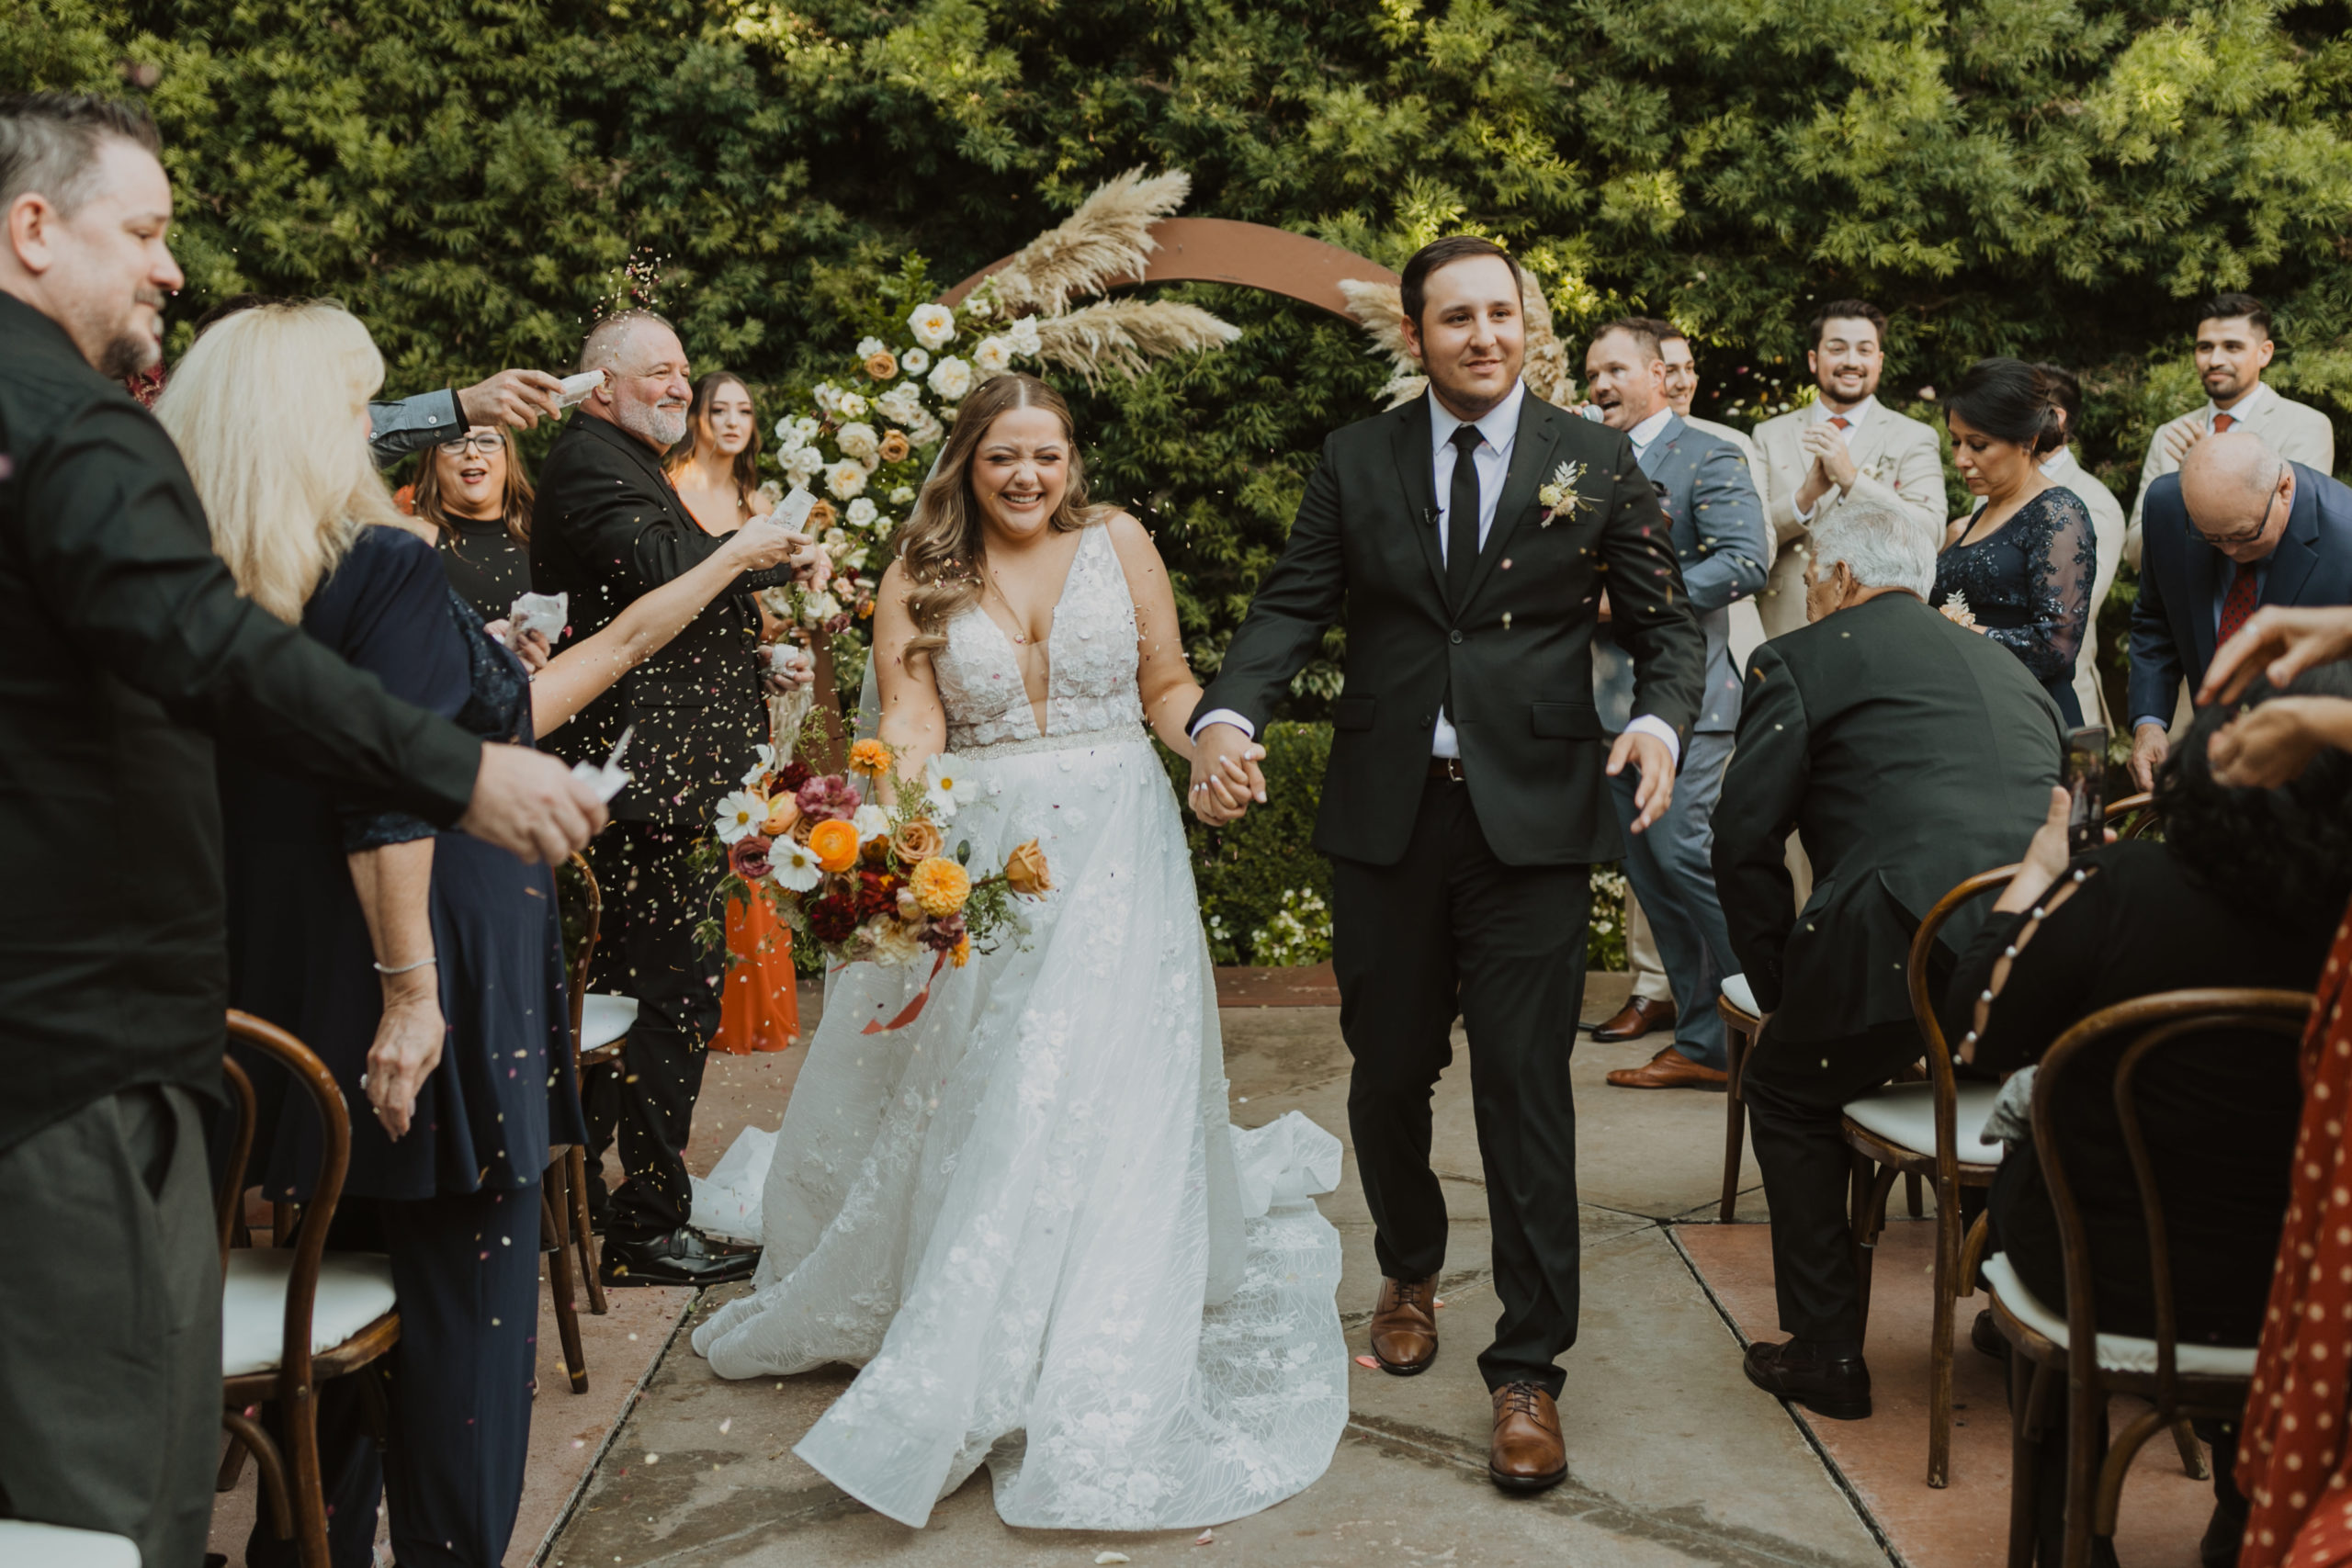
left=692, top=234, right=1704, bottom=1527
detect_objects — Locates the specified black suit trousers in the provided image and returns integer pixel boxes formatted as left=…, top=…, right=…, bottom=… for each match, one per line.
left=582, top=822, right=724, bottom=1242
left=1742, top=1019, right=1927, bottom=1346
left=1331, top=776, right=1592, bottom=1395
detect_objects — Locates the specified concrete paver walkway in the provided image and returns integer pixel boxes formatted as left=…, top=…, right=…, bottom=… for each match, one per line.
left=548, top=983, right=1883, bottom=1568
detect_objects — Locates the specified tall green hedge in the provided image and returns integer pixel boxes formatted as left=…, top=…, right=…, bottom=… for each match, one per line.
left=14, top=0, right=2352, bottom=727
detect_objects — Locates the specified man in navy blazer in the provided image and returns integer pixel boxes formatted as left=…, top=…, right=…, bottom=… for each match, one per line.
left=2128, top=432, right=2352, bottom=788
left=1587, top=319, right=1770, bottom=1086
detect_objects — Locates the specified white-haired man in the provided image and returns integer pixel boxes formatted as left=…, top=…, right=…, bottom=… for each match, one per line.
left=533, top=309, right=820, bottom=1287
left=1712, top=494, right=2061, bottom=1421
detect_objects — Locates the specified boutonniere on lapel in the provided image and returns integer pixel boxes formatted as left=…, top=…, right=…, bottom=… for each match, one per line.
left=1537, top=461, right=1590, bottom=527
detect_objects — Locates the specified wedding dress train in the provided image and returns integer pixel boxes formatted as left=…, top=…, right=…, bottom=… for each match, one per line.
left=690, top=523, right=1347, bottom=1529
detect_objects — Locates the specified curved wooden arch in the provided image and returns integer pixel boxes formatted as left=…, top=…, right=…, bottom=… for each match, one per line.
left=938, top=217, right=1395, bottom=322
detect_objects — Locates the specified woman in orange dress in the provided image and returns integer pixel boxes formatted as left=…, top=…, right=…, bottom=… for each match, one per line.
left=666, top=371, right=802, bottom=1054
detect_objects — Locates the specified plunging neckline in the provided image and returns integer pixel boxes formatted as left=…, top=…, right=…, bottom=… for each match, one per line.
left=972, top=527, right=1091, bottom=737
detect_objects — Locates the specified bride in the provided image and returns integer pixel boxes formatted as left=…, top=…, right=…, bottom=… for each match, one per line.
left=690, top=371, right=1348, bottom=1530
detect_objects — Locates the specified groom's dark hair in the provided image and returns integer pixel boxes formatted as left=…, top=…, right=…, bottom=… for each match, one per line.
left=1400, top=237, right=1522, bottom=333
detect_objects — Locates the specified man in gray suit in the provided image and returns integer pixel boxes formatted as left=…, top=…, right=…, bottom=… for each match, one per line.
left=1585, top=319, right=1770, bottom=1087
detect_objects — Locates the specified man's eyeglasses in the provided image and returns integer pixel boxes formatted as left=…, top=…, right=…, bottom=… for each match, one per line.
left=435, top=431, right=507, bottom=457
left=2193, top=484, right=2278, bottom=548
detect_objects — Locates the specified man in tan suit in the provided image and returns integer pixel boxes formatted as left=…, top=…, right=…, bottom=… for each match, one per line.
left=1752, top=301, right=1948, bottom=637
left=2123, top=292, right=2335, bottom=570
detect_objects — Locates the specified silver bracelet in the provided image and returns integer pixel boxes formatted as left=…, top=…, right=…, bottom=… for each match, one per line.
left=372, top=955, right=438, bottom=976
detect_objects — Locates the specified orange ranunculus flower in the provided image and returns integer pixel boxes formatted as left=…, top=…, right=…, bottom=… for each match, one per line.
left=864, top=349, right=898, bottom=380
left=891, top=818, right=944, bottom=863
left=1003, top=839, right=1052, bottom=896
left=808, top=818, right=861, bottom=874
left=848, top=738, right=891, bottom=776
left=951, top=932, right=971, bottom=968
left=878, top=430, right=911, bottom=464
left=910, top=855, right=972, bottom=917
left=762, top=795, right=802, bottom=839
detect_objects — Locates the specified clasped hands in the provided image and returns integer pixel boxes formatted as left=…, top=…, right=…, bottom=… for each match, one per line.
left=1186, top=722, right=1679, bottom=833
left=1793, top=423, right=1860, bottom=512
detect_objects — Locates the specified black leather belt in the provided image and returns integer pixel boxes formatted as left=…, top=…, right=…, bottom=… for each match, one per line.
left=1428, top=756, right=1466, bottom=783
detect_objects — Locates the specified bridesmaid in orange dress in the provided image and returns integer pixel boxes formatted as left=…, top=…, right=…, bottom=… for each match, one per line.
left=666, top=371, right=802, bottom=1054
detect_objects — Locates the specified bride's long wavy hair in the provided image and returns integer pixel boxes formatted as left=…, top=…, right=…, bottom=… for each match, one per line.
left=897, top=372, right=1105, bottom=654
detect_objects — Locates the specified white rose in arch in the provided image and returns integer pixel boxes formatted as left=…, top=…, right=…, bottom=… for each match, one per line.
left=856, top=336, right=888, bottom=358
left=833, top=389, right=867, bottom=422
left=789, top=415, right=820, bottom=446
left=900, top=347, right=932, bottom=377
left=836, top=422, right=880, bottom=463
left=927, top=356, right=973, bottom=401
left=826, top=459, right=869, bottom=501
left=909, top=410, right=944, bottom=447
left=972, top=336, right=1013, bottom=378
left=811, top=382, right=841, bottom=417
left=1007, top=315, right=1041, bottom=357
left=782, top=446, right=824, bottom=486
left=846, top=498, right=877, bottom=526
left=889, top=486, right=916, bottom=506
left=907, top=304, right=956, bottom=351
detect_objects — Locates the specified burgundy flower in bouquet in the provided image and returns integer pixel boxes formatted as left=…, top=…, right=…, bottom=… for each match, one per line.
left=797, top=775, right=859, bottom=822
left=727, top=834, right=775, bottom=882
left=808, top=892, right=862, bottom=945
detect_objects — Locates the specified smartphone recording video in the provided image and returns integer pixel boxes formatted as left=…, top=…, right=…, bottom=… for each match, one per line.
left=2064, top=725, right=2109, bottom=857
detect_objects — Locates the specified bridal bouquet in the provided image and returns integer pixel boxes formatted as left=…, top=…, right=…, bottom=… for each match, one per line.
left=705, top=738, right=1049, bottom=996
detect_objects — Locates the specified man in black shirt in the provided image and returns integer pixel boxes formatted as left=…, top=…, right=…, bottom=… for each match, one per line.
left=0, top=94, right=605, bottom=1566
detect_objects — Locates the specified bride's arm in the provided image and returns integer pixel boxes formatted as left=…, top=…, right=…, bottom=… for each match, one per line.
left=872, top=559, right=951, bottom=795
left=1107, top=514, right=1208, bottom=760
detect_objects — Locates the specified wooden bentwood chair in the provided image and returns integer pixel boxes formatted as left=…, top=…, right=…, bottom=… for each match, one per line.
left=1985, top=988, right=2311, bottom=1568
left=555, top=852, right=639, bottom=1328
left=215, top=1010, right=401, bottom=1568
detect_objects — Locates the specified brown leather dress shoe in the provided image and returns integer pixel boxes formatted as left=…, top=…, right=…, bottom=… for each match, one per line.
left=1606, top=1045, right=1730, bottom=1089
left=1368, top=1276, right=1439, bottom=1375
left=1590, top=996, right=1677, bottom=1043
left=1488, top=1382, right=1567, bottom=1492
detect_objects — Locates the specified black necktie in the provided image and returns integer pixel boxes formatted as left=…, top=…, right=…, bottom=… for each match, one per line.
left=1445, top=423, right=1484, bottom=611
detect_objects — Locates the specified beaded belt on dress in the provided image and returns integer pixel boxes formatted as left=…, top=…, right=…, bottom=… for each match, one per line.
left=956, top=724, right=1150, bottom=762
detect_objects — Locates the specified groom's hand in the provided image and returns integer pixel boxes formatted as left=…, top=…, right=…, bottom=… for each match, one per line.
left=1607, top=729, right=1677, bottom=834
left=1189, top=723, right=1266, bottom=824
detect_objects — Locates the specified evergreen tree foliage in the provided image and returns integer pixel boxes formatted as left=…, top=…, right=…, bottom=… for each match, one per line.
left=13, top=0, right=2352, bottom=704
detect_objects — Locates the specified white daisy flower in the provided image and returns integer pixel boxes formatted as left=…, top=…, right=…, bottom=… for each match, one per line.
left=715, top=790, right=767, bottom=844
left=772, top=837, right=822, bottom=892
left=925, top=752, right=980, bottom=819
left=741, top=742, right=777, bottom=787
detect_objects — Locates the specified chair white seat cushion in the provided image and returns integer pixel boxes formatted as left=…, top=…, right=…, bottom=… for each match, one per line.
left=0, top=1520, right=141, bottom=1567
left=1842, top=1079, right=2006, bottom=1166
left=221, top=1249, right=396, bottom=1378
left=1721, top=973, right=1759, bottom=1019
left=581, top=993, right=639, bottom=1052
left=1983, top=1253, right=2258, bottom=1378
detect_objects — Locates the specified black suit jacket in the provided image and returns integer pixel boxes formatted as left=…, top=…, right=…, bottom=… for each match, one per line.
left=1193, top=389, right=1705, bottom=867
left=2128, top=461, right=2352, bottom=723
left=1712, top=592, right=2063, bottom=1046
left=0, top=294, right=481, bottom=1152
left=530, top=413, right=793, bottom=826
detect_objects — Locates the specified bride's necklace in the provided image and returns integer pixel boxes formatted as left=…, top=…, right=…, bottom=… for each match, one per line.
left=986, top=571, right=1034, bottom=645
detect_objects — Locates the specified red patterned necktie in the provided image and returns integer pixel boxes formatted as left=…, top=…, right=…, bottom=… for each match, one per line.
left=1829, top=415, right=1850, bottom=431
left=2217, top=562, right=2261, bottom=649
left=2213, top=412, right=2236, bottom=434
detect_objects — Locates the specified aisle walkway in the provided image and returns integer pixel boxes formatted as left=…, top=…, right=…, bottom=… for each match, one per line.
left=542, top=976, right=1893, bottom=1568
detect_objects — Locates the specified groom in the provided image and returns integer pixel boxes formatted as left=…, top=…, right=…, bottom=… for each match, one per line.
left=1189, top=236, right=1703, bottom=1493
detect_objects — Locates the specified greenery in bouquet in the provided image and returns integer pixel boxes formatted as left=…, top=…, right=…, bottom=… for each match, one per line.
left=700, top=734, right=1050, bottom=977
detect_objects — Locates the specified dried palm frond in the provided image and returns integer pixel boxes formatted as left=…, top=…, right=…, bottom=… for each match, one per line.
left=1340, top=271, right=1580, bottom=410
left=988, top=168, right=1193, bottom=317
left=1033, top=299, right=1242, bottom=387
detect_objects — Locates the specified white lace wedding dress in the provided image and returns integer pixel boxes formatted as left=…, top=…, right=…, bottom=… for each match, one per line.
left=690, top=523, right=1348, bottom=1529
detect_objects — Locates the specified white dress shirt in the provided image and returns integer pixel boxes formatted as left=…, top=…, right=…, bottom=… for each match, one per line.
left=1196, top=382, right=1680, bottom=768
left=1623, top=403, right=1676, bottom=458
left=1791, top=394, right=1880, bottom=523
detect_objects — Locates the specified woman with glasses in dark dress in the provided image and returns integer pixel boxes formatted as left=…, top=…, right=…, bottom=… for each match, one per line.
left=410, top=424, right=537, bottom=619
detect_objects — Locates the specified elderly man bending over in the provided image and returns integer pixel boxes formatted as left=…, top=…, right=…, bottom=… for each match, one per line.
left=1711, top=494, right=2063, bottom=1419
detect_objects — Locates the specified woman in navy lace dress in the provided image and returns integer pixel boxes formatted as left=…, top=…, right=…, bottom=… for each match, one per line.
left=160, top=302, right=810, bottom=1568
left=1931, top=358, right=2098, bottom=726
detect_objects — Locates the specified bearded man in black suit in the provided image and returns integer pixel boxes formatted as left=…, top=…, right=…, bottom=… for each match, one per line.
left=534, top=309, right=820, bottom=1287
left=1188, top=236, right=1705, bottom=1493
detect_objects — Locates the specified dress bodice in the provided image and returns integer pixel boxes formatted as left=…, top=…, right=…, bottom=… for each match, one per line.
left=1931, top=486, right=2097, bottom=689
left=929, top=523, right=1146, bottom=754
